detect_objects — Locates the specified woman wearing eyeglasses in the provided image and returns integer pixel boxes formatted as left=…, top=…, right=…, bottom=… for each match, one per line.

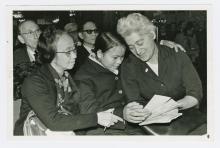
left=15, top=26, right=122, bottom=136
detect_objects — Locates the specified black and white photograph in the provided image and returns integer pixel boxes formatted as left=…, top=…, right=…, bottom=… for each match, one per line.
left=2, top=1, right=220, bottom=147
left=11, top=9, right=208, bottom=136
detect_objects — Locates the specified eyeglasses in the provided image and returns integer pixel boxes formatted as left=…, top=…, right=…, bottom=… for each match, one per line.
left=21, top=29, right=41, bottom=37
left=56, top=49, right=77, bottom=57
left=82, top=29, right=99, bottom=34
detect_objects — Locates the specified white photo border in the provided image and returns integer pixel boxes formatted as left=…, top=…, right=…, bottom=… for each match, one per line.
left=4, top=4, right=214, bottom=145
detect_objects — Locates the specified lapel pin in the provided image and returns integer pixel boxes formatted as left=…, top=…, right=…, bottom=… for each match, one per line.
left=145, top=68, right=148, bottom=73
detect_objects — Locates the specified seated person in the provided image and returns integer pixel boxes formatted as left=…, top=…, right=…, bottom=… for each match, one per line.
left=71, top=21, right=99, bottom=74
left=74, top=32, right=185, bottom=135
left=14, top=26, right=122, bottom=136
left=117, top=13, right=205, bottom=134
left=74, top=32, right=147, bottom=135
left=64, top=22, right=81, bottom=46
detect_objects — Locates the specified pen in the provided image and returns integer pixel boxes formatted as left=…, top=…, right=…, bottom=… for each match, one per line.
left=104, top=126, right=107, bottom=132
left=104, top=109, right=114, bottom=132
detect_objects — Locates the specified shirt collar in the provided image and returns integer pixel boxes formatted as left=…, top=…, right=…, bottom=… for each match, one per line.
left=83, top=44, right=94, bottom=54
left=26, top=46, right=36, bottom=62
left=88, top=54, right=119, bottom=75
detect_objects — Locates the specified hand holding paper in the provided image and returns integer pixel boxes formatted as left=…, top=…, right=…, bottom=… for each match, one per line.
left=123, top=102, right=151, bottom=123
left=139, top=95, right=182, bottom=126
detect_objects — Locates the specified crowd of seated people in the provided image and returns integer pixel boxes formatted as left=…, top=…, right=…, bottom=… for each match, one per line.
left=13, top=13, right=207, bottom=136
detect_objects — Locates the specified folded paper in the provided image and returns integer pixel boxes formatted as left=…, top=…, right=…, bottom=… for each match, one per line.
left=139, top=95, right=182, bottom=126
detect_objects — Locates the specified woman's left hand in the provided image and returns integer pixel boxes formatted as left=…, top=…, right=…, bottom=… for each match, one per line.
left=160, top=40, right=186, bottom=52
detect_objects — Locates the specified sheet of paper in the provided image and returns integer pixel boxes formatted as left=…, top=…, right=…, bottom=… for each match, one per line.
left=148, top=99, right=180, bottom=119
left=144, top=95, right=171, bottom=111
left=139, top=112, right=182, bottom=125
left=139, top=109, right=182, bottom=126
left=140, top=95, right=182, bottom=126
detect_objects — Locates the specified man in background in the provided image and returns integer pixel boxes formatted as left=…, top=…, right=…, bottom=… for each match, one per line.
left=14, top=20, right=41, bottom=65
left=14, top=20, right=41, bottom=135
left=70, top=20, right=99, bottom=74
left=64, top=22, right=81, bottom=46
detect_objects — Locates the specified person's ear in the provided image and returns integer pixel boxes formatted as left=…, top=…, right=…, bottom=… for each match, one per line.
left=17, top=35, right=25, bottom=44
left=149, top=31, right=156, bottom=40
left=97, top=49, right=103, bottom=59
left=78, top=32, right=84, bottom=40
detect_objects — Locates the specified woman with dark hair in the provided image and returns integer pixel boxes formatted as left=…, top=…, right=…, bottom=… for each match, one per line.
left=14, top=26, right=122, bottom=136
left=74, top=32, right=149, bottom=135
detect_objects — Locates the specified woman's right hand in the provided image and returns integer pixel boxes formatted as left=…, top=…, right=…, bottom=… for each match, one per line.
left=123, top=102, right=151, bottom=123
left=97, top=108, right=124, bottom=127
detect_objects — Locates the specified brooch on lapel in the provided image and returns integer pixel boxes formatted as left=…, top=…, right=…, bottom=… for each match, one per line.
left=145, top=68, right=149, bottom=73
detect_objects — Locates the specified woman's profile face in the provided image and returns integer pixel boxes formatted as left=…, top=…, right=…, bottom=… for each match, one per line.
left=98, top=45, right=125, bottom=72
left=53, top=34, right=77, bottom=71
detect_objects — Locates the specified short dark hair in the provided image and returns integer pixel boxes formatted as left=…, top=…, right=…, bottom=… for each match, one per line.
left=78, top=20, right=97, bottom=32
left=37, top=25, right=66, bottom=63
left=93, top=32, right=126, bottom=54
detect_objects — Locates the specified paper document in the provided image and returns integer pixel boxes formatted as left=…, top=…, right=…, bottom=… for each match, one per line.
left=139, top=95, right=182, bottom=126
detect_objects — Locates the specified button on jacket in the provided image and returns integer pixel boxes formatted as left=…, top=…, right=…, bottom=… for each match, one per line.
left=74, top=59, right=126, bottom=117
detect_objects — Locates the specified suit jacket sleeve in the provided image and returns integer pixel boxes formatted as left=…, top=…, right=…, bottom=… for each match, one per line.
left=21, top=75, right=98, bottom=131
left=76, top=79, right=102, bottom=114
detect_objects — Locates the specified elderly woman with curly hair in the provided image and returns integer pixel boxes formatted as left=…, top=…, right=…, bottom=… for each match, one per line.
left=117, top=13, right=205, bottom=135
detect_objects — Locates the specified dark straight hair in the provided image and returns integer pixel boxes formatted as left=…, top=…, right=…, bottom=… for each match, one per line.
left=93, top=32, right=126, bottom=54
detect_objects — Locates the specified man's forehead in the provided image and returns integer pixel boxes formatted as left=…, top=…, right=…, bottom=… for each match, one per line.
left=83, top=22, right=97, bottom=30
left=20, top=21, right=39, bottom=32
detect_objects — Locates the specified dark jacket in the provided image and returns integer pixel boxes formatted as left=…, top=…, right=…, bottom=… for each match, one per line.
left=74, top=59, right=128, bottom=133
left=13, top=46, right=41, bottom=101
left=69, top=45, right=90, bottom=75
left=14, top=64, right=98, bottom=135
left=14, top=46, right=31, bottom=66
left=74, top=59, right=126, bottom=117
left=13, top=46, right=32, bottom=133
left=121, top=44, right=203, bottom=105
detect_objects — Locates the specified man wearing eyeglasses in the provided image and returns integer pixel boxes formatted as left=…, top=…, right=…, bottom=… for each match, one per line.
left=70, top=21, right=99, bottom=75
left=14, top=20, right=41, bottom=65
left=13, top=20, right=41, bottom=135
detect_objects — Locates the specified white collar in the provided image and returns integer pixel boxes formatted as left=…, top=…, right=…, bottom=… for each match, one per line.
left=26, top=46, right=36, bottom=62
left=89, top=54, right=119, bottom=75
left=83, top=44, right=94, bottom=54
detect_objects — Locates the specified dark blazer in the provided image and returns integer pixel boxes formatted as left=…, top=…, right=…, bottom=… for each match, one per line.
left=14, top=46, right=31, bottom=66
left=74, top=59, right=128, bottom=133
left=121, top=44, right=203, bottom=104
left=74, top=59, right=126, bottom=117
left=69, top=45, right=90, bottom=75
left=14, top=64, right=98, bottom=135
left=13, top=46, right=33, bottom=132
